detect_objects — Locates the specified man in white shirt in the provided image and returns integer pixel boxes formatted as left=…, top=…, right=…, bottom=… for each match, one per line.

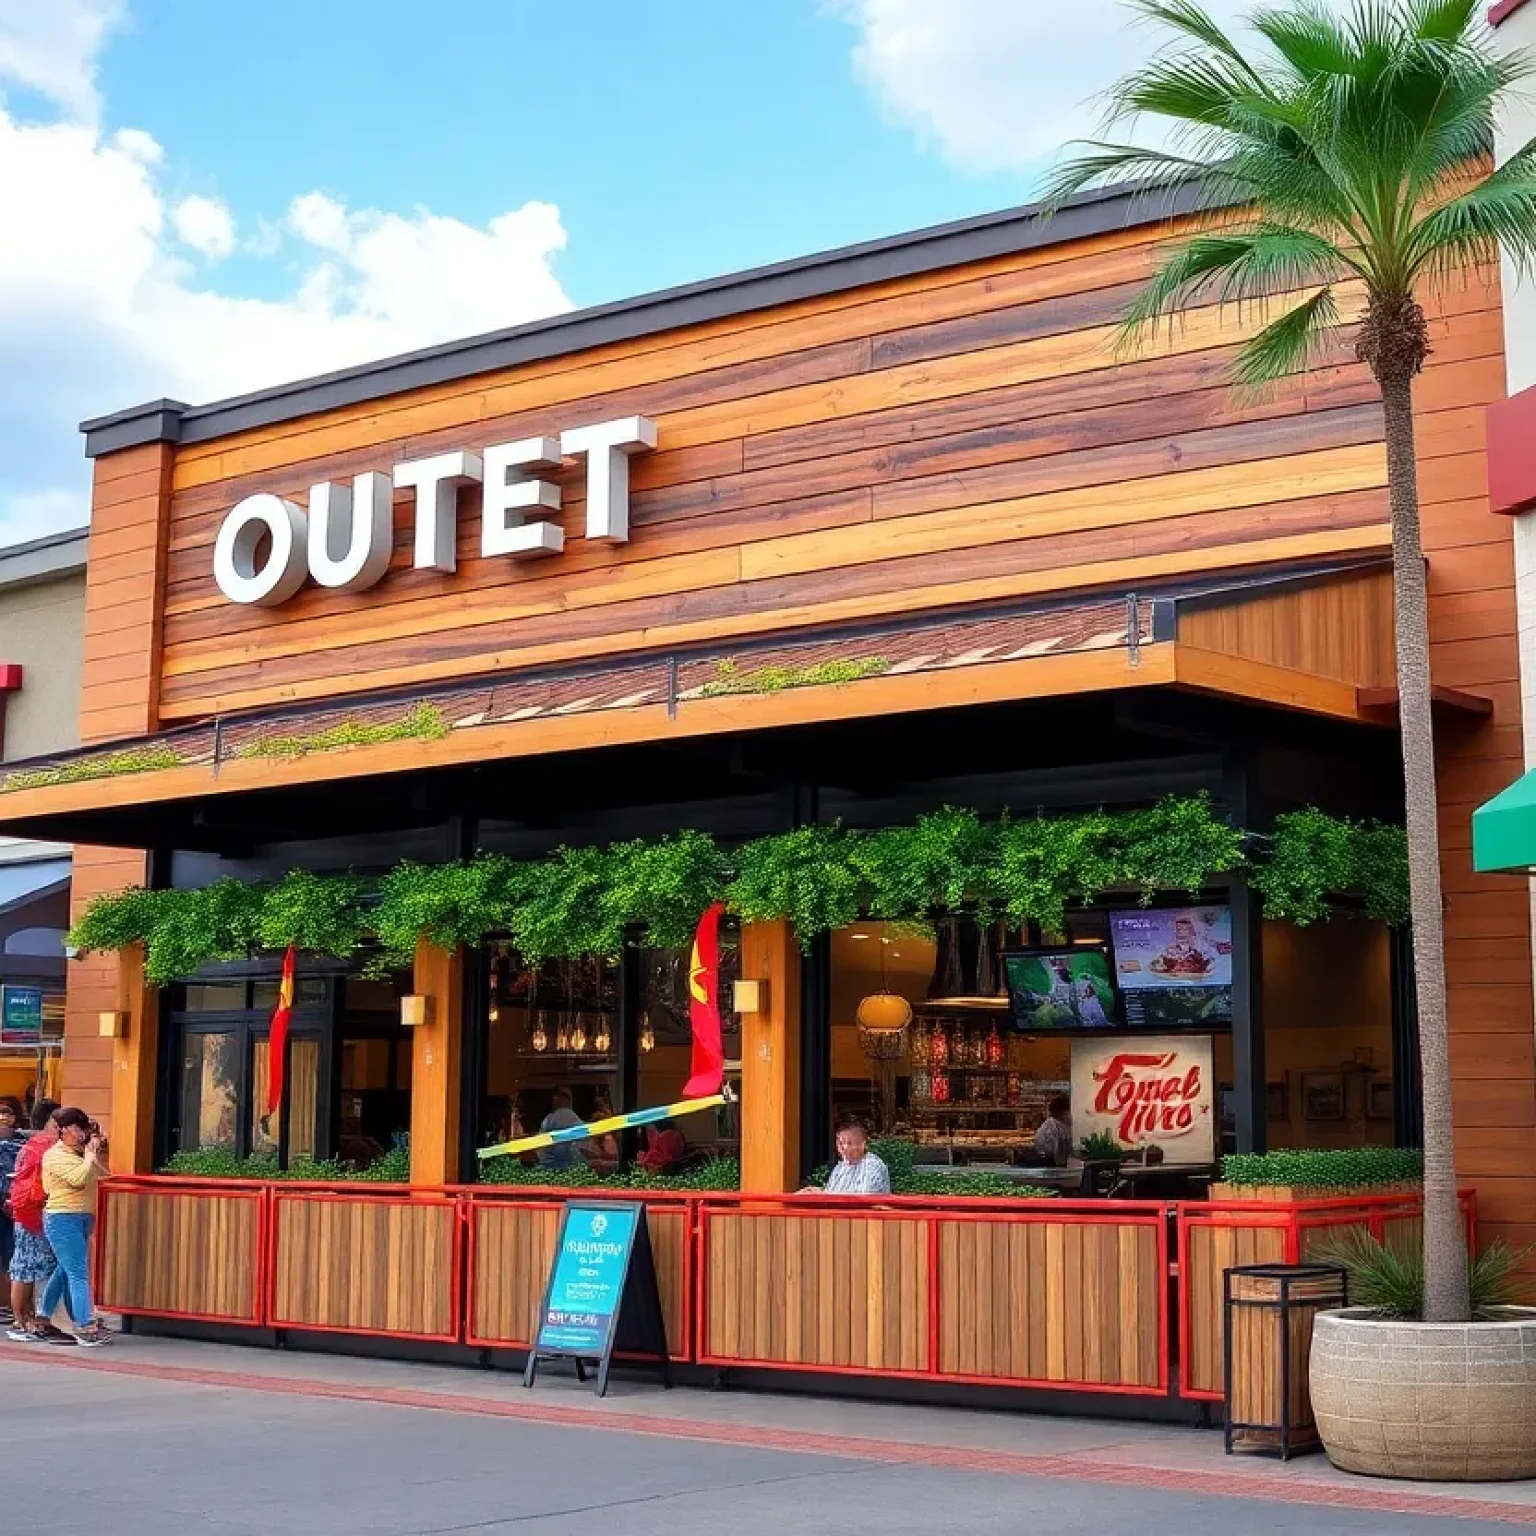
left=823, top=1115, right=891, bottom=1196
left=1033, top=1095, right=1073, bottom=1167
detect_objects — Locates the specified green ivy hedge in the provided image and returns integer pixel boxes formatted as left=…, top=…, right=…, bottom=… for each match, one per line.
left=158, top=1145, right=413, bottom=1182
left=69, top=794, right=1407, bottom=983
left=1219, top=1146, right=1423, bottom=1190
left=477, top=1155, right=742, bottom=1191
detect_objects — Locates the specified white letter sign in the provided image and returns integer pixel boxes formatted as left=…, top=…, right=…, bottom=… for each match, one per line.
left=214, top=493, right=308, bottom=607
left=561, top=416, right=657, bottom=543
left=394, top=450, right=483, bottom=574
left=307, top=472, right=394, bottom=592
left=212, top=416, right=657, bottom=605
left=481, top=437, right=564, bottom=558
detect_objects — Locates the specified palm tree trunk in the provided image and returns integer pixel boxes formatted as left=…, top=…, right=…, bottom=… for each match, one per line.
left=1380, top=368, right=1470, bottom=1324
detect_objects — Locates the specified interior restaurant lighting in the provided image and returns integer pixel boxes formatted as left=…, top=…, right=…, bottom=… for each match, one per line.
left=925, top=914, right=1011, bottom=1009
left=530, top=1011, right=549, bottom=1052
left=639, top=1012, right=655, bottom=1053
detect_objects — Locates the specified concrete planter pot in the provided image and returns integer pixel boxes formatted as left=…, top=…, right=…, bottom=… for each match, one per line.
left=1310, top=1307, right=1536, bottom=1481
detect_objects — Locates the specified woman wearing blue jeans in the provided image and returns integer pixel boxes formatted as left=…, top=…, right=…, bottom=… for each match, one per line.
left=39, top=1107, right=110, bottom=1347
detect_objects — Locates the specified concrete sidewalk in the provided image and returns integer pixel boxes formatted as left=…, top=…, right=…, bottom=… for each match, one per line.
left=2, top=1329, right=1535, bottom=1526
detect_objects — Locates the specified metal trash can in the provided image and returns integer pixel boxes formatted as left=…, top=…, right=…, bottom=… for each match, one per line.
left=1224, top=1262, right=1347, bottom=1460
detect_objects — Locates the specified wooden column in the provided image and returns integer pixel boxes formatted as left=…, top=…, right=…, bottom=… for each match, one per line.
left=409, top=940, right=464, bottom=1187
left=107, top=942, right=159, bottom=1173
left=739, top=919, right=801, bottom=1193
left=66, top=440, right=174, bottom=1131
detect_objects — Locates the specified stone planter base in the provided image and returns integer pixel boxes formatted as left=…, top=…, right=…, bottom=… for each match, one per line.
left=1310, top=1308, right=1536, bottom=1481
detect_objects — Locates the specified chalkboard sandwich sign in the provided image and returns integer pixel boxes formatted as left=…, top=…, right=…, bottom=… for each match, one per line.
left=523, top=1200, right=671, bottom=1396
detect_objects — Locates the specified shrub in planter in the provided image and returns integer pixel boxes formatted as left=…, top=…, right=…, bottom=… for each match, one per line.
left=1215, top=1147, right=1423, bottom=1200
left=1307, top=1231, right=1536, bottom=1481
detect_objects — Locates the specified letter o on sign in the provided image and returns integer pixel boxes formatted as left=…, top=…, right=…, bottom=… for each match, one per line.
left=214, top=494, right=308, bottom=606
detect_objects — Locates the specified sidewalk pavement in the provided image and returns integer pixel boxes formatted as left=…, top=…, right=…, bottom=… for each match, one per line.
left=4, top=1329, right=1535, bottom=1527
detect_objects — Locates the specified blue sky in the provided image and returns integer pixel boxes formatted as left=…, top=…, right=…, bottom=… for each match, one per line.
left=0, top=0, right=1259, bottom=542
left=99, top=0, right=1037, bottom=310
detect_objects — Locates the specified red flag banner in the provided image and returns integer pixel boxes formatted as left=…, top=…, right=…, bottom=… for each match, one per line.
left=265, top=944, right=296, bottom=1121
left=684, top=902, right=726, bottom=1098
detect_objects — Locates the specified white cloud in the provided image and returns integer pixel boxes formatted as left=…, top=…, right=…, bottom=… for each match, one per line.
left=0, top=51, right=573, bottom=545
left=171, top=193, right=236, bottom=261
left=834, top=0, right=1340, bottom=177
left=0, top=0, right=122, bottom=123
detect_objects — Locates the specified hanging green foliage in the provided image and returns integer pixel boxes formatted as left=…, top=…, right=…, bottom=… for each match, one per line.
left=851, top=806, right=998, bottom=922
left=371, top=855, right=528, bottom=971
left=599, top=830, right=731, bottom=953
left=67, top=795, right=1411, bottom=979
left=256, top=869, right=368, bottom=959
left=726, top=822, right=863, bottom=944
left=1251, top=809, right=1409, bottom=926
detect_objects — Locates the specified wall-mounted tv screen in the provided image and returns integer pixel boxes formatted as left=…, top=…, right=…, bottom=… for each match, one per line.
left=1004, top=947, right=1120, bottom=1032
left=1107, top=906, right=1233, bottom=1029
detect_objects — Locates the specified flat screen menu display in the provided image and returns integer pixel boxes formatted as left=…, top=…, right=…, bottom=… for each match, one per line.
left=1107, top=906, right=1233, bottom=1029
left=1004, top=947, right=1120, bottom=1032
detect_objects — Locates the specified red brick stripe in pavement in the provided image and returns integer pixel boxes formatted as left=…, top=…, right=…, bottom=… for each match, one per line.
left=2, top=1342, right=1531, bottom=1527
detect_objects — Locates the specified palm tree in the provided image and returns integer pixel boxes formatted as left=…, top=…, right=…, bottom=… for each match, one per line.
left=1046, top=0, right=1536, bottom=1322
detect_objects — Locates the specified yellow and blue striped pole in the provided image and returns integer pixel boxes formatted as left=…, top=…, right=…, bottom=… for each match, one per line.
left=475, top=1087, right=733, bottom=1162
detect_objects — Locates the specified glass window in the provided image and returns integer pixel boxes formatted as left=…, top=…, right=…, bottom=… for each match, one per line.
left=250, top=1034, right=322, bottom=1161
left=181, top=982, right=246, bottom=1014
left=1261, top=919, right=1396, bottom=1150
left=636, top=930, right=740, bottom=1168
left=180, top=1031, right=238, bottom=1152
left=252, top=975, right=330, bottom=1013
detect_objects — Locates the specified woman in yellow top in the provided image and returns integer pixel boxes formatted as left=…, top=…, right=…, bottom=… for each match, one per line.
left=39, top=1107, right=110, bottom=1346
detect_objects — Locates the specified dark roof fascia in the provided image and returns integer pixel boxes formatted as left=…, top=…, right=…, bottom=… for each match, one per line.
left=80, top=179, right=1220, bottom=459
left=0, top=527, right=89, bottom=591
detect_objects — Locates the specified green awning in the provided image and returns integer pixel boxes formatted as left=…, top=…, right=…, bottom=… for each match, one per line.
left=1473, top=768, right=1536, bottom=872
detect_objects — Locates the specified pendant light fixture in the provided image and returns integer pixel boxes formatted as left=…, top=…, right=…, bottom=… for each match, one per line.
left=594, top=1016, right=612, bottom=1054
left=639, top=1012, right=656, bottom=1053
left=531, top=1011, right=549, bottom=1053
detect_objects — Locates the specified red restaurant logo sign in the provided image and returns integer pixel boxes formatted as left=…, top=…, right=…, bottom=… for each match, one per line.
left=1069, top=1035, right=1215, bottom=1164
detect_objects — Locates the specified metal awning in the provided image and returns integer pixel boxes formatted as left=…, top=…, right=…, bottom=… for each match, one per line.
left=1473, top=768, right=1536, bottom=872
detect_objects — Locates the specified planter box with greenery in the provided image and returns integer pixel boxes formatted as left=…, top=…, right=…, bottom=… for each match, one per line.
left=1214, top=1148, right=1424, bottom=1202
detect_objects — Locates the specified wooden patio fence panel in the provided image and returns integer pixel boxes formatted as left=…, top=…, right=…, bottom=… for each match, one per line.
left=268, top=1190, right=459, bottom=1341
left=465, top=1197, right=693, bottom=1358
left=934, top=1211, right=1164, bottom=1390
left=96, top=1180, right=264, bottom=1325
left=698, top=1205, right=930, bottom=1374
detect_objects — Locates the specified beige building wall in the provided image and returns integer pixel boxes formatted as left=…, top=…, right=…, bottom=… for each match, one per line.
left=0, top=566, right=85, bottom=761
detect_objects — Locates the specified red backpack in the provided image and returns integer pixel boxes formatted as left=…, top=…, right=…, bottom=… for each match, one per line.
left=9, top=1141, right=46, bottom=1235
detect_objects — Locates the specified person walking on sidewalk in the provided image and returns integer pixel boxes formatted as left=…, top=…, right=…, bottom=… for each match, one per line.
left=7, top=1098, right=72, bottom=1345
left=0, top=1097, right=24, bottom=1324
left=39, top=1108, right=110, bottom=1347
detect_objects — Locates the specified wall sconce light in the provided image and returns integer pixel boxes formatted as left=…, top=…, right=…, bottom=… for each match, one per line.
left=400, top=994, right=432, bottom=1028
left=732, top=979, right=767, bottom=1015
left=98, top=1010, right=128, bottom=1039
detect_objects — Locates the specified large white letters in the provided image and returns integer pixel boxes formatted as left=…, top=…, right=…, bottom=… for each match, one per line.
left=481, top=437, right=564, bottom=558
left=307, top=472, right=394, bottom=592
left=214, top=493, right=308, bottom=606
left=213, top=416, right=658, bottom=604
left=393, top=450, right=483, bottom=574
left=561, top=416, right=657, bottom=543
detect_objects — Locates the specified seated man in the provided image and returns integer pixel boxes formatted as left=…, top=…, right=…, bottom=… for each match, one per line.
left=536, top=1087, right=583, bottom=1169
left=1032, top=1095, right=1073, bottom=1167
left=822, top=1113, right=891, bottom=1195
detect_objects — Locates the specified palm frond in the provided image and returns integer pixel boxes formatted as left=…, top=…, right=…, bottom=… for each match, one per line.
left=1127, top=0, right=1271, bottom=86
left=1408, top=0, right=1480, bottom=47
left=1121, top=224, right=1354, bottom=339
left=1231, top=285, right=1343, bottom=388
left=1406, top=139, right=1536, bottom=280
left=1250, top=2, right=1358, bottom=81
left=1036, top=143, right=1227, bottom=217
